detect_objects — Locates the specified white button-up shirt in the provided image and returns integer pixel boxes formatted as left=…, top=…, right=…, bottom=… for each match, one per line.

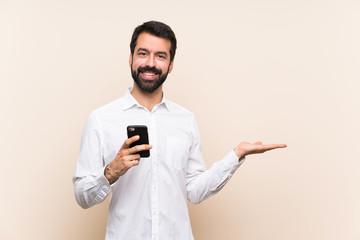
left=73, top=89, right=245, bottom=240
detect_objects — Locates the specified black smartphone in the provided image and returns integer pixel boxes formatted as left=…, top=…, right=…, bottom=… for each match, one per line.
left=127, top=125, right=150, bottom=158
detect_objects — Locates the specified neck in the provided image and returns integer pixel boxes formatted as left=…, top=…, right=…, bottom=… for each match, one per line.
left=131, top=84, right=163, bottom=112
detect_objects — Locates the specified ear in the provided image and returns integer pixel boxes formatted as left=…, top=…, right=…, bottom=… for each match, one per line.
left=168, top=60, right=174, bottom=73
left=129, top=54, right=133, bottom=67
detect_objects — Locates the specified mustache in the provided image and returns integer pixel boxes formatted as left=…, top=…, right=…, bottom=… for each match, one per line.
left=138, top=66, right=162, bottom=75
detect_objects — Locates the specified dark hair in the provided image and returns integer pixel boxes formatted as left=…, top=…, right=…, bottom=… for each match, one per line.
left=130, top=21, right=177, bottom=62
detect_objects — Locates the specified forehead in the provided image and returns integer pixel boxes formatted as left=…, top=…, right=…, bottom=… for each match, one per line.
left=135, top=32, right=171, bottom=54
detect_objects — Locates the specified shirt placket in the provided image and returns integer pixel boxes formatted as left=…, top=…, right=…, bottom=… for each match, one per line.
left=149, top=111, right=159, bottom=240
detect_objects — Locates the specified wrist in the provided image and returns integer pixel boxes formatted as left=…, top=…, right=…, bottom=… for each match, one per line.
left=233, top=147, right=245, bottom=159
left=104, top=164, right=118, bottom=185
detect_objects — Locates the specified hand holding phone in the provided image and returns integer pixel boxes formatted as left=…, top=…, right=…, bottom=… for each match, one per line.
left=127, top=125, right=150, bottom=158
left=104, top=129, right=151, bottom=184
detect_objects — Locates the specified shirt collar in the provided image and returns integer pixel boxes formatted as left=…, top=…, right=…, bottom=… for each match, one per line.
left=122, top=87, right=171, bottom=112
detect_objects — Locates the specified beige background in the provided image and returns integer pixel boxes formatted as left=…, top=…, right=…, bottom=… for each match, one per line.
left=1, top=0, right=359, bottom=239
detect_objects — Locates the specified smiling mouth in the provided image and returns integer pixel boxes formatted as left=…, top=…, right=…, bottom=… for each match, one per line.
left=140, top=71, right=158, bottom=80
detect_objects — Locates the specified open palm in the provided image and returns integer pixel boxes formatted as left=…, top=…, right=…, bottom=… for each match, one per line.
left=234, top=141, right=287, bottom=159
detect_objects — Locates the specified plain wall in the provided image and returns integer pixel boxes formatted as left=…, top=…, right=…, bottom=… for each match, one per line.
left=1, top=0, right=359, bottom=239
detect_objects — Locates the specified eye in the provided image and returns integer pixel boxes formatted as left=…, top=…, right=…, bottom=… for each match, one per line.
left=138, top=52, right=147, bottom=56
left=157, top=54, right=166, bottom=59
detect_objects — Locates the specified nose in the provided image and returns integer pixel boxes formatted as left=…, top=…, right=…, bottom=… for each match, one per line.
left=146, top=55, right=155, bottom=68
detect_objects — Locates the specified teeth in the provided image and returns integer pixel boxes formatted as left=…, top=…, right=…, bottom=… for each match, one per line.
left=143, top=72, right=155, bottom=76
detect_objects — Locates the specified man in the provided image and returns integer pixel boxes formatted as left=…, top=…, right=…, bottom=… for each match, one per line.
left=73, top=21, right=286, bottom=240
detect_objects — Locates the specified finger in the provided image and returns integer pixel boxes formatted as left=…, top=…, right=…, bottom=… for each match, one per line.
left=131, top=159, right=140, bottom=167
left=122, top=154, right=141, bottom=162
left=126, top=154, right=141, bottom=167
left=128, top=144, right=153, bottom=155
left=269, top=144, right=287, bottom=148
left=263, top=144, right=287, bottom=151
left=254, top=141, right=262, bottom=145
left=119, top=156, right=140, bottom=170
left=121, top=135, right=140, bottom=150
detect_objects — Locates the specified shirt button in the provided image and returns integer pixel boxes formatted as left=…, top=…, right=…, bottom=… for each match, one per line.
left=153, top=186, right=157, bottom=190
left=152, top=161, right=157, bottom=166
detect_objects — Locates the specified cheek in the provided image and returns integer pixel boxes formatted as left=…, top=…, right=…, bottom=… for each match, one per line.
left=131, top=57, right=145, bottom=70
left=159, top=62, right=171, bottom=72
left=131, top=60, right=142, bottom=70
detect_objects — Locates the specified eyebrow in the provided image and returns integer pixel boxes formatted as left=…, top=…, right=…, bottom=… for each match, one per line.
left=137, top=48, right=168, bottom=57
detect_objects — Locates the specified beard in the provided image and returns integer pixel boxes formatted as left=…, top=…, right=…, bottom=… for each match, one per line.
left=131, top=64, right=170, bottom=93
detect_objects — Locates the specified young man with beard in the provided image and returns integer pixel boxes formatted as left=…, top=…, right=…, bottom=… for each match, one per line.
left=73, top=21, right=286, bottom=240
